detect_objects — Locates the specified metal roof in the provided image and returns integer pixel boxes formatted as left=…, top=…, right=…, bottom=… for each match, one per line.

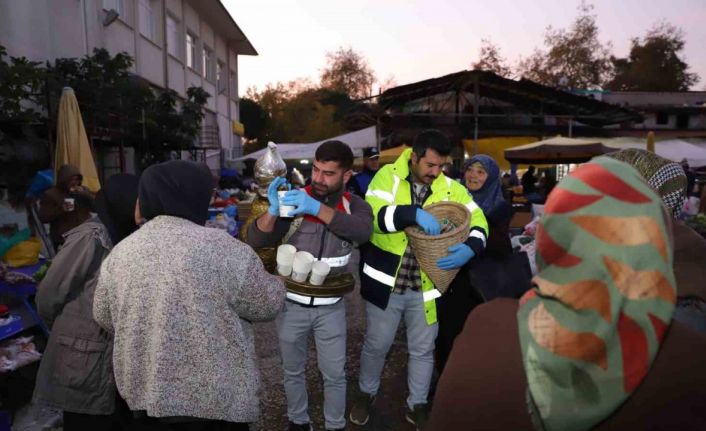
left=379, top=70, right=641, bottom=126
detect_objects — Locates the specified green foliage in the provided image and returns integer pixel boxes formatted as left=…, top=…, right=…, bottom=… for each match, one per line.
left=0, top=46, right=45, bottom=122
left=239, top=97, right=269, bottom=143
left=516, top=2, right=613, bottom=89
left=320, top=47, right=376, bottom=100
left=42, top=48, right=209, bottom=167
left=472, top=39, right=512, bottom=78
left=243, top=80, right=355, bottom=150
left=606, top=22, right=700, bottom=91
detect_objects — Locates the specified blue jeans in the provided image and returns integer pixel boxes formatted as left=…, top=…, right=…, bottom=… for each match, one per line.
left=358, top=289, right=438, bottom=409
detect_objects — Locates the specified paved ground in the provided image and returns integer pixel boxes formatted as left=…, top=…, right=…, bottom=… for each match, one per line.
left=253, top=249, right=417, bottom=431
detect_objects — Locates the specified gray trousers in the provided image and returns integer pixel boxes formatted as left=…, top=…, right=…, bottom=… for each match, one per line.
left=358, top=289, right=438, bottom=409
left=277, top=299, right=347, bottom=430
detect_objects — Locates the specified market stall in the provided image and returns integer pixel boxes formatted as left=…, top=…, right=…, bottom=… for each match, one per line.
left=504, top=136, right=619, bottom=165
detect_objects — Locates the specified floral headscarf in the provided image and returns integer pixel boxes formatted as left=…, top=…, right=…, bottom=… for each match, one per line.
left=518, top=157, right=676, bottom=431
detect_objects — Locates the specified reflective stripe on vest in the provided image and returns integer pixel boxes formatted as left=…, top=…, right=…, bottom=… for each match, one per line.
left=422, top=288, right=442, bottom=302
left=366, top=189, right=394, bottom=203
left=465, top=200, right=480, bottom=213
left=469, top=229, right=487, bottom=247
left=362, top=262, right=396, bottom=287
left=319, top=253, right=351, bottom=268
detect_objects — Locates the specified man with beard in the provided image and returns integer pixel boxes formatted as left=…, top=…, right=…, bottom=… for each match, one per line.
left=247, top=140, right=373, bottom=431
left=350, top=130, right=488, bottom=430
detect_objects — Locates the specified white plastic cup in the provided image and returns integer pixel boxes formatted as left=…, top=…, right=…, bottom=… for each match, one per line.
left=291, top=251, right=314, bottom=282
left=276, top=244, right=297, bottom=276
left=278, top=191, right=295, bottom=218
left=309, top=261, right=331, bottom=286
left=64, top=198, right=75, bottom=212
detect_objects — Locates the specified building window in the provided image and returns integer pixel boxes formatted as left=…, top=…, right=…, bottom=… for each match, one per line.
left=229, top=70, right=237, bottom=100
left=166, top=14, right=180, bottom=58
left=217, top=61, right=226, bottom=94
left=203, top=46, right=215, bottom=82
left=656, top=112, right=669, bottom=125
left=138, top=0, right=156, bottom=41
left=103, top=0, right=124, bottom=16
left=676, top=113, right=690, bottom=129
left=186, top=31, right=198, bottom=71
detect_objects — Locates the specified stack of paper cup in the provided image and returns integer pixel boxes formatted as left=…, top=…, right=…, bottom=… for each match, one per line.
left=278, top=191, right=296, bottom=218
left=276, top=244, right=297, bottom=276
left=291, top=251, right=315, bottom=282
left=309, top=261, right=331, bottom=286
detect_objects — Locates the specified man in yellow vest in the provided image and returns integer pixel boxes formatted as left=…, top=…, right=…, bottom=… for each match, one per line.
left=350, top=130, right=488, bottom=430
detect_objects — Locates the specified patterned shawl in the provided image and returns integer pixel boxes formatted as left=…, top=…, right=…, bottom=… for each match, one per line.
left=605, top=149, right=686, bottom=218
left=517, top=157, right=676, bottom=431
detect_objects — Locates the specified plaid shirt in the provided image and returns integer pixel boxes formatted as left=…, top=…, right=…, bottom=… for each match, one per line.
left=393, top=181, right=431, bottom=294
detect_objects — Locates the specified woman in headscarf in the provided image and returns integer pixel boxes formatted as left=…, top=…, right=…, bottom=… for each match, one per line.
left=33, top=173, right=139, bottom=430
left=429, top=157, right=706, bottom=430
left=93, top=160, right=285, bottom=431
left=463, top=155, right=512, bottom=257
left=435, top=155, right=521, bottom=374
left=606, top=148, right=706, bottom=333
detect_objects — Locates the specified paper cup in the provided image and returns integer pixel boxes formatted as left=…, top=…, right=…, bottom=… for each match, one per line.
left=276, top=244, right=297, bottom=264
left=276, top=262, right=293, bottom=277
left=64, top=198, right=75, bottom=212
left=278, top=191, right=295, bottom=218
left=276, top=244, right=297, bottom=276
left=309, top=261, right=331, bottom=286
left=291, top=251, right=314, bottom=282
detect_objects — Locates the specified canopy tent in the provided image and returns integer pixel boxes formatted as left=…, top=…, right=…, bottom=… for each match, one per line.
left=504, top=136, right=619, bottom=165
left=603, top=137, right=706, bottom=168
left=54, top=87, right=101, bottom=192
left=236, top=126, right=377, bottom=161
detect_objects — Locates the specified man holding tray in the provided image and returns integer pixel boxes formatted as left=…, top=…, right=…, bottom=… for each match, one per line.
left=247, top=140, right=373, bottom=431
left=351, top=130, right=488, bottom=430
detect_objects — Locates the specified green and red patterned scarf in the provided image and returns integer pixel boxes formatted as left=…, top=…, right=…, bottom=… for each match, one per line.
left=518, top=157, right=676, bottom=431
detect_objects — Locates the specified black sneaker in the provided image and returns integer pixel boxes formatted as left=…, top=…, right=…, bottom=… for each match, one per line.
left=288, top=422, right=314, bottom=431
left=405, top=403, right=430, bottom=431
left=349, top=388, right=375, bottom=426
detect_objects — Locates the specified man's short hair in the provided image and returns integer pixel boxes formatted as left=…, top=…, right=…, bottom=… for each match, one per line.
left=315, top=140, right=353, bottom=170
left=412, top=129, right=452, bottom=158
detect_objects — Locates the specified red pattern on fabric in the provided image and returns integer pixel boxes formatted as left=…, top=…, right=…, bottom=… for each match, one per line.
left=618, top=312, right=649, bottom=393
left=571, top=164, right=652, bottom=204
left=536, top=225, right=582, bottom=267
left=544, top=188, right=603, bottom=214
left=519, top=289, right=538, bottom=306
left=648, top=313, right=669, bottom=343
left=302, top=186, right=351, bottom=224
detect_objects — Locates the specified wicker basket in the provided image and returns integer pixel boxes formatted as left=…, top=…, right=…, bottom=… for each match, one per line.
left=404, top=201, right=470, bottom=293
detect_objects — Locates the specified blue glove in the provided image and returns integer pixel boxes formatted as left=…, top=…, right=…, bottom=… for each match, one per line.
left=415, top=208, right=441, bottom=235
left=267, top=177, right=288, bottom=216
left=437, top=243, right=475, bottom=270
left=282, top=190, right=321, bottom=217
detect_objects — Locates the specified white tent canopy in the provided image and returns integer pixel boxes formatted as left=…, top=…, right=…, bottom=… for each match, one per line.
left=235, top=126, right=377, bottom=162
left=603, top=137, right=706, bottom=167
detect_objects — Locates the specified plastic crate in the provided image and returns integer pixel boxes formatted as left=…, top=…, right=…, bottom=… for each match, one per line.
left=0, top=315, right=24, bottom=341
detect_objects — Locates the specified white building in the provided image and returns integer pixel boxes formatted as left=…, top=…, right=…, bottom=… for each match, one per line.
left=0, top=0, right=256, bottom=173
